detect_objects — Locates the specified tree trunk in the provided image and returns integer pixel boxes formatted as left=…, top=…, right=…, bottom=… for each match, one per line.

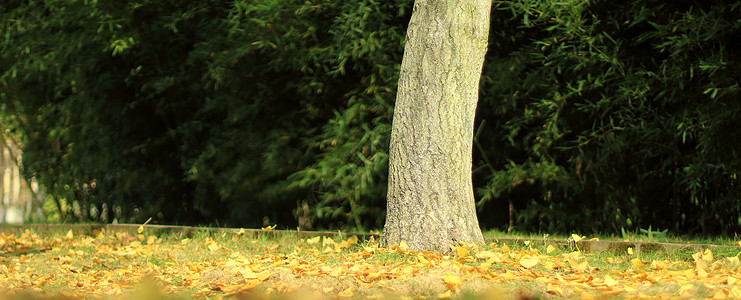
left=382, top=0, right=491, bottom=253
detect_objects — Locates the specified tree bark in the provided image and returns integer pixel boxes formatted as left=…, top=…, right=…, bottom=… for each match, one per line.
left=382, top=0, right=491, bottom=253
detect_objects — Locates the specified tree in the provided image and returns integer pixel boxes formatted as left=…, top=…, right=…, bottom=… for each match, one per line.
left=382, top=0, right=491, bottom=253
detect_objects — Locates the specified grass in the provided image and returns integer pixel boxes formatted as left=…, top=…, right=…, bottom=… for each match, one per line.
left=0, top=227, right=739, bottom=299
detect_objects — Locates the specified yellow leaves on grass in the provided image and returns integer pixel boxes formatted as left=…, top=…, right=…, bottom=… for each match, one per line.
left=3, top=229, right=741, bottom=300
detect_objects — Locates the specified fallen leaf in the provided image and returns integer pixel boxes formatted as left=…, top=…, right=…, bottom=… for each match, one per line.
left=398, top=240, right=409, bottom=252
left=571, top=234, right=584, bottom=243
left=546, top=245, right=556, bottom=254
left=604, top=275, right=619, bottom=287
left=475, top=250, right=496, bottom=259
left=628, top=247, right=634, bottom=255
left=437, top=290, right=452, bottom=298
left=441, top=274, right=462, bottom=292
left=702, top=249, right=714, bottom=262
left=137, top=217, right=152, bottom=234
left=546, top=283, right=563, bottom=296
left=306, top=236, right=321, bottom=244
left=519, top=256, right=539, bottom=269
left=337, top=287, right=354, bottom=298
left=455, top=246, right=469, bottom=258
left=630, top=258, right=645, bottom=268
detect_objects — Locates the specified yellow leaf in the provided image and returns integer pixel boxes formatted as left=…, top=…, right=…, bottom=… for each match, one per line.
left=698, top=267, right=708, bottom=278
left=180, top=238, right=190, bottom=245
left=399, top=240, right=409, bottom=252
left=239, top=267, right=257, bottom=280
left=590, top=237, right=599, bottom=241
left=322, top=287, right=334, bottom=293
left=65, top=230, right=74, bottom=240
left=604, top=275, right=618, bottom=287
left=437, top=290, right=452, bottom=298
left=257, top=271, right=271, bottom=281
left=627, top=247, right=634, bottom=255
left=502, top=269, right=517, bottom=280
left=261, top=224, right=276, bottom=231
left=441, top=274, right=462, bottom=292
left=479, top=257, right=497, bottom=268
left=702, top=249, right=714, bottom=262
left=306, top=236, right=321, bottom=244
left=455, top=246, right=469, bottom=258
left=571, top=234, right=584, bottom=243
left=475, top=250, right=496, bottom=259
left=338, top=287, right=354, bottom=298
left=418, top=255, right=430, bottom=264
left=323, top=237, right=336, bottom=246
left=546, top=283, right=563, bottom=296
left=519, top=256, right=539, bottom=269
left=137, top=217, right=152, bottom=234
left=711, top=289, right=728, bottom=300
left=630, top=258, right=645, bottom=268
left=236, top=228, right=245, bottom=235
left=678, top=284, right=694, bottom=295
left=546, top=245, right=556, bottom=254
left=208, top=242, right=221, bottom=252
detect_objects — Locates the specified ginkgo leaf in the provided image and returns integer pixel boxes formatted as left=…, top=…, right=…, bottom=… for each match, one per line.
left=239, top=267, right=257, bottom=280
left=702, top=249, right=714, bottom=262
left=571, top=234, right=584, bottom=243
left=441, top=274, right=462, bottom=292
left=306, top=236, right=321, bottom=244
left=437, top=290, right=452, bottom=298
left=604, top=275, right=619, bottom=287
left=546, top=283, right=563, bottom=296
left=399, top=240, right=409, bottom=252
left=628, top=247, right=634, bottom=255
left=455, top=247, right=469, bottom=258
left=137, top=217, right=152, bottom=234
left=261, top=224, right=276, bottom=231
left=337, top=287, right=354, bottom=297
left=323, top=237, right=335, bottom=246
left=479, top=257, right=497, bottom=268
left=519, top=256, right=539, bottom=269
left=475, top=250, right=496, bottom=259
left=65, top=230, right=74, bottom=240
left=546, top=245, right=556, bottom=254
left=630, top=258, right=645, bottom=268
left=236, top=228, right=245, bottom=235
left=678, top=284, right=694, bottom=295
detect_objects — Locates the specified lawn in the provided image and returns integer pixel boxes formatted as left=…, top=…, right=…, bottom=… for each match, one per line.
left=0, top=226, right=740, bottom=299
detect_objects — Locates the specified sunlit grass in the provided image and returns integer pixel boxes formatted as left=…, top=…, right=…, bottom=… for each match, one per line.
left=0, top=227, right=739, bottom=299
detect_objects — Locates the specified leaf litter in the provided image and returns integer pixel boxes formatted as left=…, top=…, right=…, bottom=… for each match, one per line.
left=0, top=229, right=740, bottom=299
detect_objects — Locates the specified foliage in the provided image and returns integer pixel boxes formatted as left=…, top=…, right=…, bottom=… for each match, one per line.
left=2, top=0, right=741, bottom=235
left=1, top=229, right=741, bottom=298
left=476, top=0, right=741, bottom=235
left=0, top=0, right=408, bottom=228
